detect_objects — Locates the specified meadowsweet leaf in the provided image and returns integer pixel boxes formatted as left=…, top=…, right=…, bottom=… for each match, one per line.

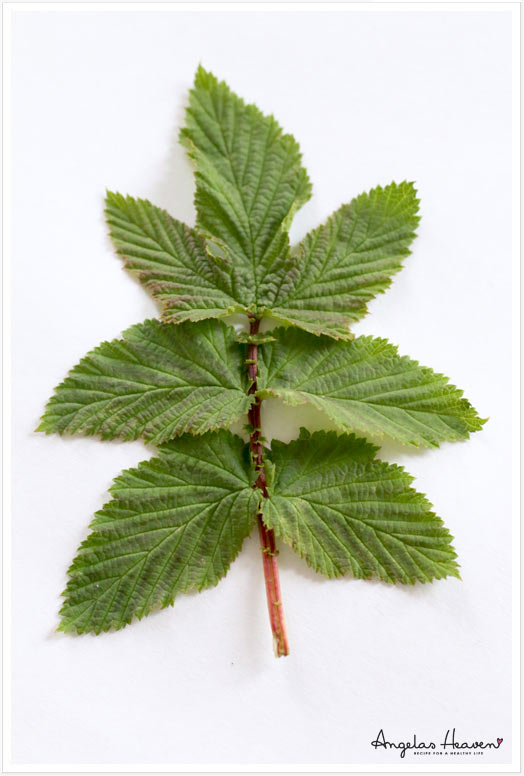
left=258, top=328, right=485, bottom=447
left=268, top=182, right=420, bottom=339
left=179, top=66, right=312, bottom=311
left=38, top=320, right=252, bottom=444
left=59, top=432, right=259, bottom=634
left=105, top=192, right=243, bottom=324
left=262, top=430, right=459, bottom=583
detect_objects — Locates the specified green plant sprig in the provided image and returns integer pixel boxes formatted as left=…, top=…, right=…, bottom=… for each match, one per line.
left=38, top=67, right=485, bottom=656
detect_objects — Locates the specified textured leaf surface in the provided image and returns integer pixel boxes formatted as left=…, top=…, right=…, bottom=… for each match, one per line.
left=106, top=71, right=419, bottom=338
left=105, top=192, right=242, bottom=324
left=38, top=320, right=252, bottom=444
left=269, top=182, right=420, bottom=339
left=59, top=432, right=259, bottom=634
left=262, top=430, right=459, bottom=583
left=258, top=329, right=484, bottom=447
left=180, top=66, right=312, bottom=310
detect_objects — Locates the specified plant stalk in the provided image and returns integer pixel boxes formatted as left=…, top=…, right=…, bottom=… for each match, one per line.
left=247, top=316, right=289, bottom=657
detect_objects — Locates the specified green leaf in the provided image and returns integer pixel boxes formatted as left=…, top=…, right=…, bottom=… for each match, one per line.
left=258, top=329, right=485, bottom=447
left=59, top=432, right=259, bottom=634
left=268, top=182, right=420, bottom=339
left=105, top=74, right=418, bottom=340
left=39, top=68, right=482, bottom=652
left=180, top=66, right=312, bottom=311
left=262, top=430, right=459, bottom=583
left=38, top=319, right=252, bottom=444
left=105, top=192, right=243, bottom=324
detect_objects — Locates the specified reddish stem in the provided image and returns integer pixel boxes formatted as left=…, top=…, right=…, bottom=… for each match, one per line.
left=247, top=316, right=289, bottom=657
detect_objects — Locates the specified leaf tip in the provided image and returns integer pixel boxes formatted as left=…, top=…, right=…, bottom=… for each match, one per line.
left=104, top=188, right=120, bottom=206
left=56, top=616, right=74, bottom=634
left=194, top=63, right=218, bottom=91
left=35, top=417, right=56, bottom=435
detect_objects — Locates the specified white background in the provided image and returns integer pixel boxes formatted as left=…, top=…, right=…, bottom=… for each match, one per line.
left=7, top=4, right=516, bottom=768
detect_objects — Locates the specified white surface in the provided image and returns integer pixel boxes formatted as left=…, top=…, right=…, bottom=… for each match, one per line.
left=8, top=5, right=515, bottom=768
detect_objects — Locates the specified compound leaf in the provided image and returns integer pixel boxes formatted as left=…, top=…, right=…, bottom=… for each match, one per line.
left=105, top=192, right=242, bottom=324
left=180, top=66, right=312, bottom=310
left=59, top=432, right=259, bottom=634
left=268, top=181, right=420, bottom=339
left=262, top=430, right=459, bottom=583
left=38, top=319, right=252, bottom=444
left=258, top=328, right=485, bottom=447
left=40, top=67, right=484, bottom=649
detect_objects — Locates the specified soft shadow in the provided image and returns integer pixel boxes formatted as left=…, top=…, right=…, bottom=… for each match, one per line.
left=261, top=398, right=445, bottom=466
left=237, top=535, right=273, bottom=669
left=149, top=97, right=196, bottom=226
left=262, top=398, right=341, bottom=446
left=46, top=623, right=63, bottom=641
left=276, top=542, right=329, bottom=585
left=376, top=436, right=476, bottom=467
left=275, top=543, right=448, bottom=602
left=373, top=438, right=438, bottom=462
